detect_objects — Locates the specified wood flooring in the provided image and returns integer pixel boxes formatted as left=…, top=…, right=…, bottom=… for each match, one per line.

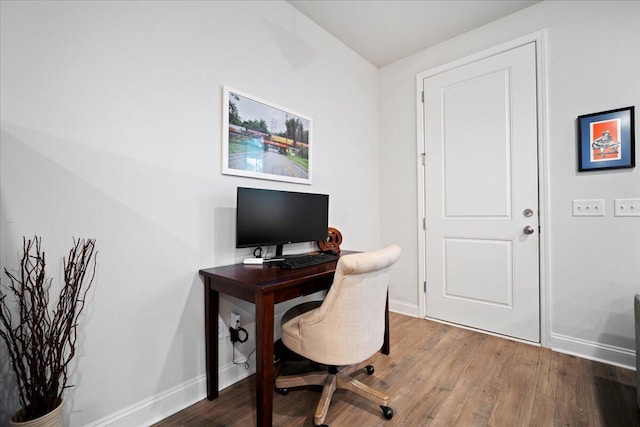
left=154, top=313, right=639, bottom=426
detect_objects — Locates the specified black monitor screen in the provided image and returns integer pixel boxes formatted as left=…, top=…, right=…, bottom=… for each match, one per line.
left=236, top=187, right=329, bottom=253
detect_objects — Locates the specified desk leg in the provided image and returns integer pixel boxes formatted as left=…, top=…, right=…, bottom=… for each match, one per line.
left=255, top=292, right=275, bottom=427
left=204, top=279, right=219, bottom=400
left=382, top=291, right=390, bottom=355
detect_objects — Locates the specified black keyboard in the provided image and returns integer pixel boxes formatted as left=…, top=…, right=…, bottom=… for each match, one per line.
left=279, top=253, right=339, bottom=269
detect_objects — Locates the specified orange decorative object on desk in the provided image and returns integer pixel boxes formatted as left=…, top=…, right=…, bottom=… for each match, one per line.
left=317, top=227, right=342, bottom=254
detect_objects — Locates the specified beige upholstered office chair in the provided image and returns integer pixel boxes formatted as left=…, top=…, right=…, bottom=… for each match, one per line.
left=275, top=245, right=401, bottom=427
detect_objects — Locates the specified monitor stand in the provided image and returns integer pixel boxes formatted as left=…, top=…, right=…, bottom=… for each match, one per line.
left=275, top=244, right=284, bottom=257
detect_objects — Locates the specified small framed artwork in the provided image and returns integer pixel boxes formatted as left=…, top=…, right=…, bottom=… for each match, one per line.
left=577, top=106, right=635, bottom=171
left=222, top=86, right=312, bottom=184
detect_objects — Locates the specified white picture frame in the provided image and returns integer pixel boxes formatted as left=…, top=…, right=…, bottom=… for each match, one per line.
left=222, top=86, right=312, bottom=184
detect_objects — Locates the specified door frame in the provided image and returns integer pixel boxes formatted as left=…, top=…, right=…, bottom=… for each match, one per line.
left=415, top=31, right=550, bottom=346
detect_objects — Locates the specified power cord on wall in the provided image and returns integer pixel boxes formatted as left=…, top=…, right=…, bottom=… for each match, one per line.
left=230, top=322, right=254, bottom=369
left=233, top=344, right=255, bottom=369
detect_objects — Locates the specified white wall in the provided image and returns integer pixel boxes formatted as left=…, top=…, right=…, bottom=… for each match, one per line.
left=0, top=1, right=380, bottom=425
left=380, top=0, right=640, bottom=366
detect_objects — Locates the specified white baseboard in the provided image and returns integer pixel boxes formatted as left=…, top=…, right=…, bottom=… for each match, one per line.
left=84, top=375, right=205, bottom=427
left=84, top=360, right=255, bottom=427
left=389, top=298, right=420, bottom=317
left=550, top=332, right=636, bottom=370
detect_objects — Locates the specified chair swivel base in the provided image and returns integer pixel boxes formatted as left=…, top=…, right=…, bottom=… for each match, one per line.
left=275, top=364, right=394, bottom=426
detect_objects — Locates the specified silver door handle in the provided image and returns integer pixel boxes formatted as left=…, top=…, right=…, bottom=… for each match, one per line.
left=523, top=226, right=535, bottom=235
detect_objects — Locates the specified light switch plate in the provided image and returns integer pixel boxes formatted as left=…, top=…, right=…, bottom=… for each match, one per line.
left=572, top=199, right=605, bottom=216
left=614, top=198, right=640, bottom=217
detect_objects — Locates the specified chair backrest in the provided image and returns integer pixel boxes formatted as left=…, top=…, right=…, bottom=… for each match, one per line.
left=294, top=245, right=401, bottom=365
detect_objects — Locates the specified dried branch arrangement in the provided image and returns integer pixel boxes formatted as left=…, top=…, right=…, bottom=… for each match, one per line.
left=0, top=236, right=97, bottom=422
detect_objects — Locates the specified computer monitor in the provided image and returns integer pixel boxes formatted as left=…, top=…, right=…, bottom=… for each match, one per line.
left=236, top=187, right=329, bottom=257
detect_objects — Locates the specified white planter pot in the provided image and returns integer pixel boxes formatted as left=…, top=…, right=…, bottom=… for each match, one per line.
left=10, top=399, right=63, bottom=427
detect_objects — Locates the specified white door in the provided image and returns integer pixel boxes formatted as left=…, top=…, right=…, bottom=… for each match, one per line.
left=423, top=42, right=539, bottom=342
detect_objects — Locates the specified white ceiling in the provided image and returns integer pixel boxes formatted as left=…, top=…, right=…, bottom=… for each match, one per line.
left=288, top=0, right=541, bottom=67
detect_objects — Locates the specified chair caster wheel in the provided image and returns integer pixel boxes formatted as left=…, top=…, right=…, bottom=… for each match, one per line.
left=276, top=388, right=289, bottom=395
left=381, top=405, right=394, bottom=420
left=365, top=365, right=375, bottom=375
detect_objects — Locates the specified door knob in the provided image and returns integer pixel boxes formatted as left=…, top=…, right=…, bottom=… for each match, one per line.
left=523, top=226, right=535, bottom=235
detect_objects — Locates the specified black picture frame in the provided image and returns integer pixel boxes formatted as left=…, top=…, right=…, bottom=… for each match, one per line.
left=577, top=106, right=635, bottom=171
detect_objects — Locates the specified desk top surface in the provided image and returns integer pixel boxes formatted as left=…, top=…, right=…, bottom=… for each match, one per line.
left=199, top=251, right=355, bottom=291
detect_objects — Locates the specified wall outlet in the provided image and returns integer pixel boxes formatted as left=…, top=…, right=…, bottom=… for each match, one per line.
left=230, top=312, right=241, bottom=329
left=614, top=198, right=640, bottom=217
left=572, top=199, right=605, bottom=217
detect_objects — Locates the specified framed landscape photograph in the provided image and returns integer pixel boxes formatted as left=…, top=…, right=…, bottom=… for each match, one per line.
left=577, top=106, right=635, bottom=171
left=222, top=86, right=312, bottom=184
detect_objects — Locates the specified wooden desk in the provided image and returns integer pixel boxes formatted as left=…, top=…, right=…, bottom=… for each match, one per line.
left=199, top=252, right=390, bottom=427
